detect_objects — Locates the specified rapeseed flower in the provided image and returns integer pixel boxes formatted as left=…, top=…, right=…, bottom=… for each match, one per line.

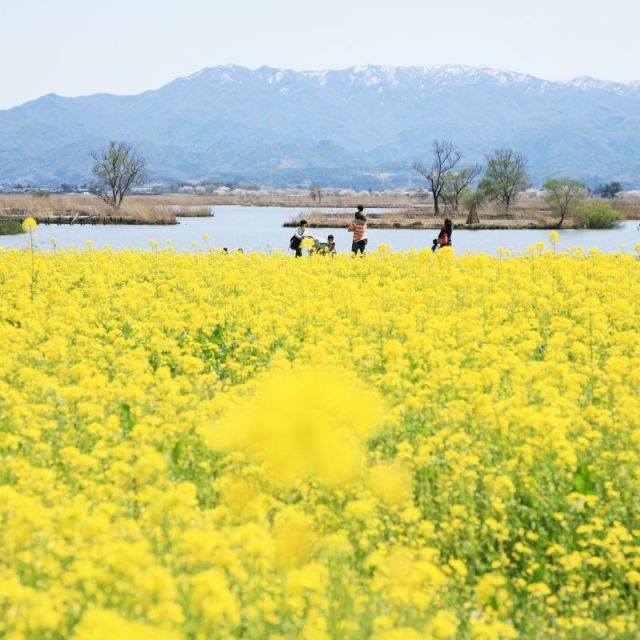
left=21, top=216, right=37, bottom=232
left=0, top=247, right=638, bottom=638
left=203, top=367, right=383, bottom=486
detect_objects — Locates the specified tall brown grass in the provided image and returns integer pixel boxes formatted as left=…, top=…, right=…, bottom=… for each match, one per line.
left=612, top=199, right=640, bottom=220
left=2, top=193, right=637, bottom=225
left=147, top=194, right=417, bottom=208
left=0, top=194, right=213, bottom=224
left=286, top=196, right=640, bottom=229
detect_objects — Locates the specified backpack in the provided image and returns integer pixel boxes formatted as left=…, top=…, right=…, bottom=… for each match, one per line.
left=289, top=235, right=302, bottom=250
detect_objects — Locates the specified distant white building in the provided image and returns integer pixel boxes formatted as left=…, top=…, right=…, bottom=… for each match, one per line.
left=178, top=186, right=195, bottom=194
left=133, top=182, right=169, bottom=194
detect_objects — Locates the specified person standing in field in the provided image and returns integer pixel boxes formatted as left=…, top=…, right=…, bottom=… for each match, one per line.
left=290, top=219, right=309, bottom=258
left=348, top=206, right=368, bottom=255
left=434, top=218, right=453, bottom=251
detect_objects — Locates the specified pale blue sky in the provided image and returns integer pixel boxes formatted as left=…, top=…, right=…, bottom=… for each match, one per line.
left=1, top=0, right=639, bottom=109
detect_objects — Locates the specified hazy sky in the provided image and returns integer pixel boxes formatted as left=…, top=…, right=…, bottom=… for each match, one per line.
left=1, top=0, right=639, bottom=109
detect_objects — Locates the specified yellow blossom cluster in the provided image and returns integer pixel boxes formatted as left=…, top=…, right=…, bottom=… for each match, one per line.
left=0, top=246, right=639, bottom=639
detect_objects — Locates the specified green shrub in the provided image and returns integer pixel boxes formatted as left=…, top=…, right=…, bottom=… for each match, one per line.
left=576, top=200, right=624, bottom=229
left=0, top=222, right=24, bottom=235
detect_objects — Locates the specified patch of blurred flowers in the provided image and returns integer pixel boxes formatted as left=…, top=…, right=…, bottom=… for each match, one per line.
left=0, top=244, right=639, bottom=639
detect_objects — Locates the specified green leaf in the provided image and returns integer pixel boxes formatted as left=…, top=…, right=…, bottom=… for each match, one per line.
left=573, top=464, right=596, bottom=494
left=119, top=402, right=135, bottom=436
left=530, top=566, right=546, bottom=583
left=171, top=440, right=184, bottom=466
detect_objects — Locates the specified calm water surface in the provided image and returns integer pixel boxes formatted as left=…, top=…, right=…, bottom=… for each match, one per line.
left=2, top=206, right=639, bottom=255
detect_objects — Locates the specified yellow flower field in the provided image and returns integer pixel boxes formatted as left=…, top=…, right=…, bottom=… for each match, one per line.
left=0, top=245, right=639, bottom=639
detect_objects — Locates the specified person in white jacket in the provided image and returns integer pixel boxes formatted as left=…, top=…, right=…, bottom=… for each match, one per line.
left=290, top=219, right=310, bottom=257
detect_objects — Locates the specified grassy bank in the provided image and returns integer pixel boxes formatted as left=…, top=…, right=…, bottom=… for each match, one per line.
left=148, top=193, right=640, bottom=217
left=285, top=197, right=640, bottom=229
left=283, top=209, right=586, bottom=230
left=0, top=194, right=214, bottom=225
left=0, top=221, right=24, bottom=235
left=2, top=193, right=638, bottom=226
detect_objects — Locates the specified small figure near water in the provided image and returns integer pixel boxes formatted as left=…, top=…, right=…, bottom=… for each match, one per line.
left=433, top=218, right=453, bottom=252
left=348, top=205, right=368, bottom=255
left=308, top=234, right=336, bottom=255
left=311, top=237, right=330, bottom=254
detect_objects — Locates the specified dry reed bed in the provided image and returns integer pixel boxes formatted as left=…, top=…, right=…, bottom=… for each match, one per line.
left=284, top=208, right=583, bottom=230
left=1, top=193, right=637, bottom=227
left=285, top=196, right=640, bottom=229
left=0, top=195, right=213, bottom=225
left=198, top=195, right=416, bottom=208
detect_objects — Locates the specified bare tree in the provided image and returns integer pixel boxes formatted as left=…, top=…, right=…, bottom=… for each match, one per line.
left=413, top=140, right=462, bottom=214
left=310, top=186, right=323, bottom=205
left=479, top=149, right=529, bottom=211
left=441, top=165, right=482, bottom=211
left=543, top=178, right=588, bottom=227
left=91, top=141, right=148, bottom=208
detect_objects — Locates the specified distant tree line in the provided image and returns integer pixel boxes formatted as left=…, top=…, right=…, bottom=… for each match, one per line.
left=593, top=181, right=623, bottom=199
left=82, top=139, right=629, bottom=228
left=413, top=140, right=626, bottom=228
left=414, top=141, right=529, bottom=216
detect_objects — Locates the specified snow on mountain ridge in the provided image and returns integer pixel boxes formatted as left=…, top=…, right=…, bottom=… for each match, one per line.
left=564, top=76, right=640, bottom=96
left=180, top=64, right=561, bottom=93
left=181, top=64, right=639, bottom=95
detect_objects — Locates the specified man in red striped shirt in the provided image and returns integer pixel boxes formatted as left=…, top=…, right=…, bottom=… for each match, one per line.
left=348, top=206, right=368, bottom=254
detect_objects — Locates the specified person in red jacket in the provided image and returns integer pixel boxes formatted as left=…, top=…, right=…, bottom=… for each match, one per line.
left=434, top=218, right=453, bottom=251
left=348, top=206, right=368, bottom=254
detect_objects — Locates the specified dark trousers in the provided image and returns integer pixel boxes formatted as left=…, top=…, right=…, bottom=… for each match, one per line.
left=352, top=240, right=367, bottom=254
left=294, top=247, right=302, bottom=258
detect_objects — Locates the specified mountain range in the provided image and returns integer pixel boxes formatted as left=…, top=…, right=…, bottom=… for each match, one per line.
left=1, top=64, right=640, bottom=188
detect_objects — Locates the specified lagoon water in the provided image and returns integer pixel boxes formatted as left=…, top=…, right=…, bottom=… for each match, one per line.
left=2, top=206, right=639, bottom=255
